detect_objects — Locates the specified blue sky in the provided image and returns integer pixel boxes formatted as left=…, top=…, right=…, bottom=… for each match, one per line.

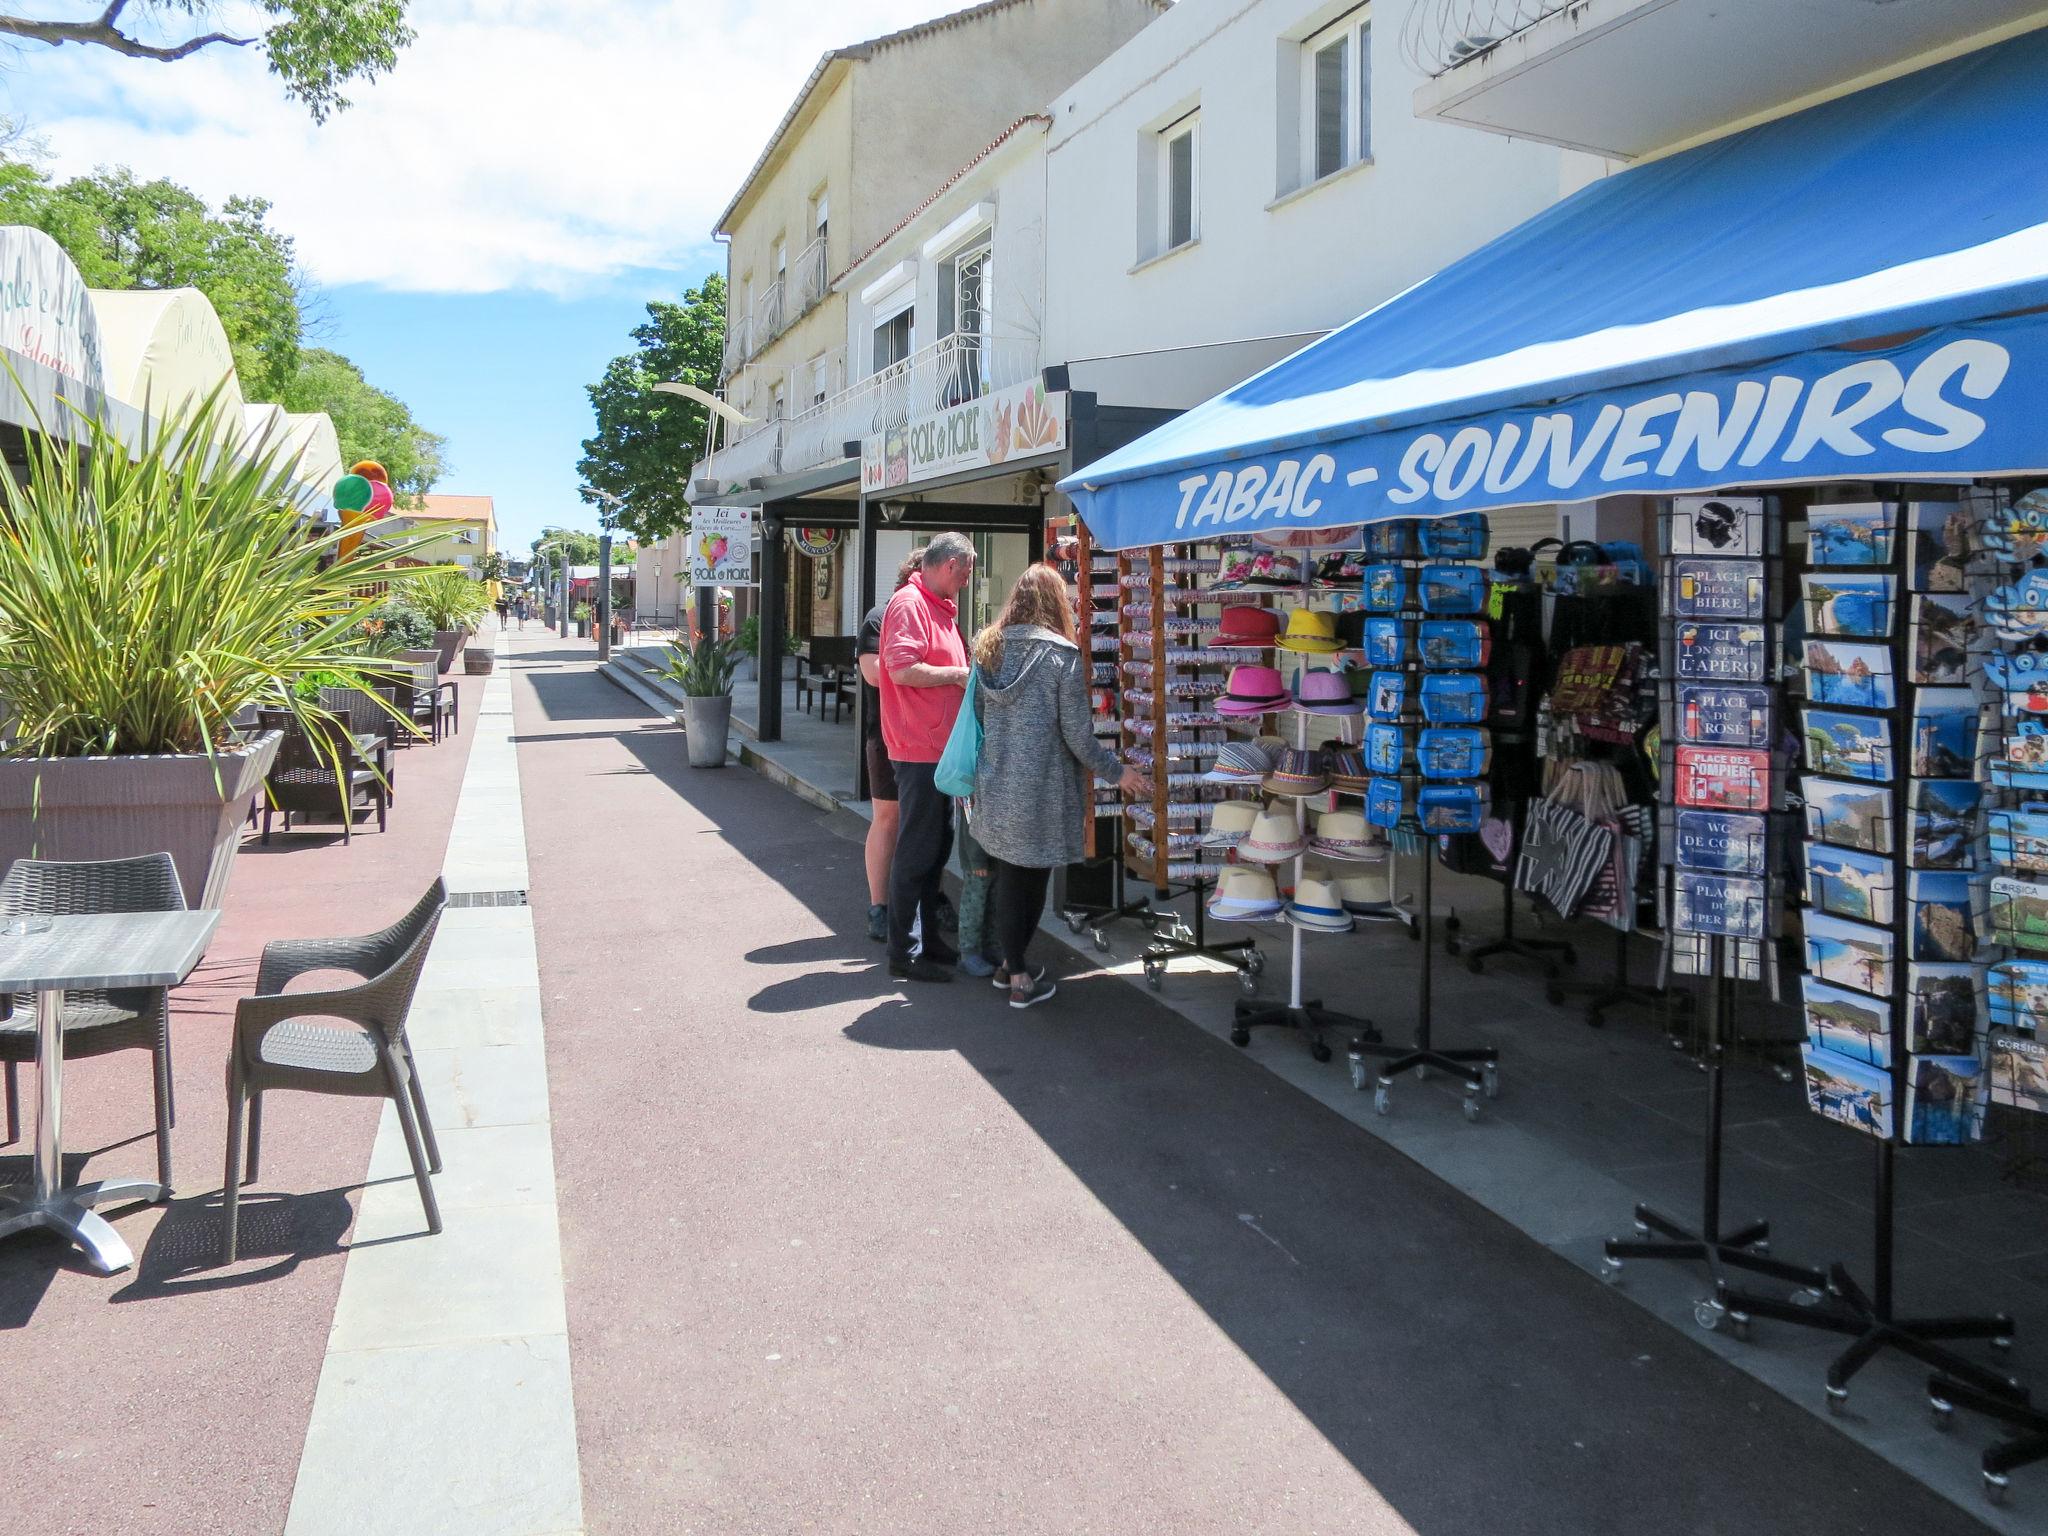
left=1, top=0, right=961, bottom=552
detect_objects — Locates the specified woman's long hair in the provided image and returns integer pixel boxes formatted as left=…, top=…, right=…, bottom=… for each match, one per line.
left=974, top=562, right=1076, bottom=671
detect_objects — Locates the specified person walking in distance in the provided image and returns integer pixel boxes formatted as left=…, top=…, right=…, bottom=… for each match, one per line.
left=879, top=532, right=975, bottom=982
left=857, top=552, right=923, bottom=943
left=971, top=564, right=1148, bottom=1008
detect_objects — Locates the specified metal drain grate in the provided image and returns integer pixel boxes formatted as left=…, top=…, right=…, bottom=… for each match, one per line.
left=446, top=889, right=529, bottom=908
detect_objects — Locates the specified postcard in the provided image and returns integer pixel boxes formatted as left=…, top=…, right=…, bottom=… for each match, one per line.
left=1804, top=777, right=1892, bottom=854
left=1992, top=724, right=2048, bottom=794
left=1803, top=639, right=1895, bottom=709
left=1990, top=874, right=2048, bottom=953
left=1804, top=843, right=1894, bottom=925
left=1673, top=559, right=1765, bottom=620
left=1803, top=707, right=1892, bottom=783
left=1676, top=809, right=1766, bottom=875
left=1803, top=911, right=1895, bottom=997
left=1907, top=500, right=1977, bottom=593
left=1673, top=871, right=1766, bottom=939
left=1671, top=496, right=1764, bottom=558
left=1989, top=958, right=2048, bottom=1033
left=1807, top=502, right=1894, bottom=567
left=1802, top=572, right=1895, bottom=638
left=1907, top=963, right=1980, bottom=1056
left=1909, top=688, right=1981, bottom=778
left=1675, top=621, right=1768, bottom=683
left=1909, top=592, right=1980, bottom=685
left=1988, top=805, right=2048, bottom=874
left=1674, top=745, right=1770, bottom=810
left=1679, top=684, right=1773, bottom=749
left=1988, top=1031, right=2048, bottom=1116
left=1904, top=1053, right=1988, bottom=1145
left=1801, top=1043, right=1895, bottom=1140
left=1908, top=869, right=1981, bottom=962
left=1802, top=977, right=1892, bottom=1068
left=1909, top=778, right=1980, bottom=870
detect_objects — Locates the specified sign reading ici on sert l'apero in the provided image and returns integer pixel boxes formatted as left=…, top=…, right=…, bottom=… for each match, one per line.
left=862, top=380, right=1067, bottom=494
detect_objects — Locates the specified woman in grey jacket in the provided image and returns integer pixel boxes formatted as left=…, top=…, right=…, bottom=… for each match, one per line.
left=972, top=564, right=1148, bottom=1009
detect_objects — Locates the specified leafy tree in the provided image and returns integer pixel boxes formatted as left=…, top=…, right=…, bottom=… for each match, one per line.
left=0, top=163, right=303, bottom=397
left=576, top=276, right=724, bottom=546
left=473, top=550, right=507, bottom=584
left=0, top=1, right=414, bottom=121
left=533, top=527, right=599, bottom=566
left=281, top=347, right=445, bottom=506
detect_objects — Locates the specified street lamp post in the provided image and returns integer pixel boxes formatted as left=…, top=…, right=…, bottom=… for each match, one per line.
left=582, top=488, right=627, bottom=663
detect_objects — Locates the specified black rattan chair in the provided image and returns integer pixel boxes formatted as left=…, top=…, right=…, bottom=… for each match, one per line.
left=258, top=709, right=386, bottom=843
left=0, top=854, right=185, bottom=1188
left=317, top=685, right=403, bottom=801
left=395, top=651, right=458, bottom=743
left=221, top=879, right=447, bottom=1262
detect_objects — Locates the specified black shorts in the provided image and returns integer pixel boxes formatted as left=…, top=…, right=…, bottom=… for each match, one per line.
left=864, top=736, right=898, bottom=802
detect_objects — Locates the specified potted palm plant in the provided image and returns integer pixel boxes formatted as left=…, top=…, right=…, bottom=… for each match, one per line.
left=660, top=637, right=739, bottom=768
left=573, top=601, right=592, bottom=639
left=0, top=388, right=429, bottom=907
left=408, top=566, right=490, bottom=674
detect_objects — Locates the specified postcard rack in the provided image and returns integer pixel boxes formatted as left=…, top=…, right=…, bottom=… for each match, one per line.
left=1718, top=491, right=2023, bottom=1426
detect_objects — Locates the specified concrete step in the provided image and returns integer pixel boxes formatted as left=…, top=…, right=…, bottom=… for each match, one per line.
left=598, top=653, right=682, bottom=717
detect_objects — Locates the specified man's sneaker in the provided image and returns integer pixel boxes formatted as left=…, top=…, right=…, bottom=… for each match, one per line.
left=889, top=957, right=954, bottom=984
left=1009, top=973, right=1058, bottom=1010
left=958, top=952, right=996, bottom=978
left=991, top=963, right=1046, bottom=991
left=866, top=904, right=888, bottom=943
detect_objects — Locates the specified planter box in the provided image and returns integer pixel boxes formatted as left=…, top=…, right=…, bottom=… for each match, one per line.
left=575, top=620, right=591, bottom=639
left=0, top=733, right=280, bottom=908
left=681, top=696, right=731, bottom=767
left=432, top=629, right=463, bottom=674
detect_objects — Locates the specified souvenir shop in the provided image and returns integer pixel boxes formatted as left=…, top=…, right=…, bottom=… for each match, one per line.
left=1050, top=33, right=2048, bottom=1511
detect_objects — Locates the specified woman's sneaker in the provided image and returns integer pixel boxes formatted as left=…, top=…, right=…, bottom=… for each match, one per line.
left=991, top=963, right=1046, bottom=991
left=1009, top=973, right=1058, bottom=1010
left=959, top=952, right=996, bottom=978
left=866, top=904, right=888, bottom=943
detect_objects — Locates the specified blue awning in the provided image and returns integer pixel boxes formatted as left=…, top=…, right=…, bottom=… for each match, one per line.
left=1061, top=29, right=2048, bottom=549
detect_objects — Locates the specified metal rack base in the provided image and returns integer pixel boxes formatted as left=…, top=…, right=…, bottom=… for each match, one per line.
left=1928, top=1371, right=2048, bottom=1507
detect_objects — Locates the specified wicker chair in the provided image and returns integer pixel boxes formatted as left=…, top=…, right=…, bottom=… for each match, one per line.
left=0, top=854, right=185, bottom=1189
left=317, top=685, right=402, bottom=801
left=258, top=708, right=386, bottom=844
left=221, top=879, right=448, bottom=1262
left=395, top=651, right=458, bottom=744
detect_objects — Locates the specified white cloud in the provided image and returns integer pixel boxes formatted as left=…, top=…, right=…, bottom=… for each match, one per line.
left=4, top=0, right=960, bottom=294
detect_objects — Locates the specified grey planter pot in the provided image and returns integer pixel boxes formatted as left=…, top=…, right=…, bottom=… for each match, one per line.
left=432, top=629, right=463, bottom=674
left=0, top=732, right=280, bottom=908
left=681, top=695, right=731, bottom=768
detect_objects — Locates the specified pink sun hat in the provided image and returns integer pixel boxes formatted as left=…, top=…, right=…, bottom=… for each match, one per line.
left=1291, top=668, right=1365, bottom=716
left=1215, top=664, right=1291, bottom=716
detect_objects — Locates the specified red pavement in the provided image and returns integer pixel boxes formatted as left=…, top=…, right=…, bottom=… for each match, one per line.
left=0, top=677, right=480, bottom=1536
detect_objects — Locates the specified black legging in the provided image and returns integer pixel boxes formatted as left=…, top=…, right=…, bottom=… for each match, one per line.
left=990, top=855, right=1053, bottom=976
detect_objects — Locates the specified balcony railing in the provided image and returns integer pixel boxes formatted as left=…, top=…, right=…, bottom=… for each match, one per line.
left=721, top=312, right=753, bottom=376
left=1400, top=0, right=1566, bottom=78
left=755, top=279, right=786, bottom=348
left=697, top=411, right=783, bottom=491
left=792, top=236, right=829, bottom=315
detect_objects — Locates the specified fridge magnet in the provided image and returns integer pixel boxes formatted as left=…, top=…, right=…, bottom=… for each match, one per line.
left=1674, top=745, right=1770, bottom=810
left=1803, top=911, right=1896, bottom=997
left=1675, top=621, right=1768, bottom=683
left=1804, top=843, right=1894, bottom=924
left=1903, top=1053, right=1988, bottom=1145
left=1417, top=512, right=1488, bottom=559
left=1989, top=958, right=2048, bottom=1033
left=1802, top=977, right=1892, bottom=1067
left=1361, top=521, right=1419, bottom=559
left=1992, top=721, right=2048, bottom=793
left=1987, top=1031, right=2048, bottom=1115
left=1802, top=707, right=1892, bottom=783
left=1984, top=568, right=2048, bottom=643
left=1418, top=564, right=1486, bottom=614
left=1418, top=672, right=1487, bottom=724
left=1908, top=688, right=1980, bottom=778
left=1802, top=777, right=1892, bottom=854
left=1676, top=809, right=1766, bottom=875
left=1908, top=778, right=1980, bottom=870
left=1363, top=617, right=1413, bottom=669
left=1418, top=620, right=1488, bottom=670
left=1989, top=874, right=2048, bottom=953
left=1802, top=638, right=1895, bottom=709
left=1907, top=869, right=1981, bottom=962
left=1362, top=565, right=1408, bottom=612
left=1679, top=684, right=1772, bottom=749
left=1416, top=727, right=1490, bottom=779
left=1976, top=488, right=2048, bottom=563
left=1909, top=591, right=1980, bottom=686
left=1801, top=1044, right=1895, bottom=1139
left=1906, top=963, right=1981, bottom=1056
left=1980, top=649, right=2048, bottom=716
left=1417, top=783, right=1487, bottom=833
left=1807, top=502, right=1894, bottom=566
left=1673, top=871, right=1766, bottom=939
left=1670, top=496, right=1763, bottom=558
left=1801, top=572, right=1895, bottom=638
left=1673, top=559, right=1765, bottom=620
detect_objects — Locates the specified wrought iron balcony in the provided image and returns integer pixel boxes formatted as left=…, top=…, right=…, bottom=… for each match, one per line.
left=755, top=279, right=786, bottom=347
left=792, top=236, right=829, bottom=316
left=1401, top=0, right=1566, bottom=78
left=721, top=313, right=753, bottom=376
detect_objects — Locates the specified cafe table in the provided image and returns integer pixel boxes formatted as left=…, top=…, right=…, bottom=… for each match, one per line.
left=0, top=909, right=221, bottom=1275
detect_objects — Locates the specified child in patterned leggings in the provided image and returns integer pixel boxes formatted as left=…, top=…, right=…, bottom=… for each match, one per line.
left=955, top=810, right=997, bottom=978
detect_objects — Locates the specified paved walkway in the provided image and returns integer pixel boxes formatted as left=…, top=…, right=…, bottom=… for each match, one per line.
left=510, top=635, right=1993, bottom=1536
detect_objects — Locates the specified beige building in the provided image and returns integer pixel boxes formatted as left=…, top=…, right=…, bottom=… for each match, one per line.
left=391, top=492, right=498, bottom=578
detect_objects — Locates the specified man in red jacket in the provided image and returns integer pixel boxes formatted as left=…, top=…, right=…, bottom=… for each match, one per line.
left=879, top=531, right=975, bottom=982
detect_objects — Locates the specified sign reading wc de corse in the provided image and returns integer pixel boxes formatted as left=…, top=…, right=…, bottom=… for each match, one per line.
left=1069, top=315, right=2048, bottom=549
left=862, top=380, right=1068, bottom=494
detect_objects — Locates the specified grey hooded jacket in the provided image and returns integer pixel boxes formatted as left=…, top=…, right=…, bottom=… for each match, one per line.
left=971, top=625, right=1122, bottom=868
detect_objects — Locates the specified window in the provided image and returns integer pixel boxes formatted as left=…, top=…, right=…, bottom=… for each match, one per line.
left=812, top=191, right=829, bottom=245
left=807, top=353, right=831, bottom=408
left=872, top=306, right=912, bottom=373
left=773, top=237, right=787, bottom=286
left=1303, top=8, right=1372, bottom=183
left=1161, top=112, right=1198, bottom=252
left=770, top=380, right=786, bottom=421
left=938, top=233, right=993, bottom=403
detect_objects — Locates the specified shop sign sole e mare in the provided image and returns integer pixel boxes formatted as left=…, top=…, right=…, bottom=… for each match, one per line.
left=1070, top=312, right=2048, bottom=549
left=863, top=380, right=1067, bottom=494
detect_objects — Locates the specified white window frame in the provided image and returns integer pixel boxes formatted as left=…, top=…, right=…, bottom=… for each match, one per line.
left=807, top=352, right=831, bottom=408
left=1159, top=110, right=1200, bottom=254
left=812, top=190, right=830, bottom=241
left=1302, top=7, right=1372, bottom=186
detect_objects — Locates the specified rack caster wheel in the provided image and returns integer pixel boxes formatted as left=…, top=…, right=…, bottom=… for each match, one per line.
left=1693, top=1299, right=1723, bottom=1332
left=1992, top=1335, right=2013, bottom=1352
left=1230, top=1027, right=1251, bottom=1048
left=1793, top=1287, right=1828, bottom=1308
left=1348, top=1056, right=1367, bottom=1091
left=1405, top=922, right=1420, bottom=942
left=1462, top=1093, right=1481, bottom=1123
left=1825, top=1385, right=1849, bottom=1417
left=1373, top=1085, right=1391, bottom=1116
left=1238, top=969, right=1259, bottom=997
left=1247, top=950, right=1266, bottom=975
left=1092, top=928, right=1110, bottom=953
left=1065, top=913, right=1086, bottom=936
left=1310, top=1039, right=1333, bottom=1064
left=1749, top=1238, right=1770, bottom=1257
left=1929, top=1395, right=1955, bottom=1432
left=1414, top=1064, right=1428, bottom=1081
left=1144, top=962, right=1164, bottom=992
left=1985, top=1473, right=2010, bottom=1508
left=1544, top=984, right=1565, bottom=1006
left=1482, top=1063, right=1500, bottom=1099
left=1632, top=1217, right=1651, bottom=1237
left=1728, top=1312, right=1752, bottom=1342
left=1600, top=1255, right=1623, bottom=1286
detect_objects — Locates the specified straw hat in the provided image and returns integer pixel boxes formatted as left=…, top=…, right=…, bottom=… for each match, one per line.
left=1275, top=608, right=1343, bottom=654
left=1284, top=877, right=1355, bottom=933
left=1336, top=872, right=1398, bottom=915
left=1206, top=865, right=1285, bottom=920
left=1203, top=738, right=1276, bottom=783
left=1262, top=748, right=1331, bottom=797
left=1291, top=668, right=1364, bottom=716
left=1308, top=809, right=1381, bottom=861
left=1238, top=809, right=1309, bottom=862
left=1326, top=746, right=1370, bottom=795
left=1207, top=605, right=1282, bottom=648
left=1215, top=664, right=1291, bottom=716
left=1202, top=800, right=1262, bottom=849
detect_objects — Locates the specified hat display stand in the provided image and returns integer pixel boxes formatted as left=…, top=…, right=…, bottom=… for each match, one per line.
left=1343, top=528, right=1500, bottom=1120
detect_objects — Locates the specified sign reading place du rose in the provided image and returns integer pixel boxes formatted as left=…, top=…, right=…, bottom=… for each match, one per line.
left=862, top=379, right=1067, bottom=493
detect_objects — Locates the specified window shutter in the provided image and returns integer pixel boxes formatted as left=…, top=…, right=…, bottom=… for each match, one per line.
left=1167, top=129, right=1195, bottom=248
left=1315, top=38, right=1347, bottom=179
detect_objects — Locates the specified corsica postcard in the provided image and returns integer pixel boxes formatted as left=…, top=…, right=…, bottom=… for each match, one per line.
left=1802, top=572, right=1895, bottom=638
left=1803, top=707, right=1893, bottom=783
left=1673, top=872, right=1766, bottom=939
left=1675, top=622, right=1768, bottom=683
left=1989, top=958, right=2048, bottom=1033
left=1807, top=502, right=1895, bottom=566
left=1990, top=874, right=2048, bottom=954
left=1907, top=962, right=1981, bottom=1057
left=1909, top=777, right=1981, bottom=870
left=1802, top=976, right=1892, bottom=1068
left=1676, top=809, right=1766, bottom=875
left=1804, top=910, right=1896, bottom=997
left=1988, top=1031, right=2048, bottom=1116
left=1804, top=842, right=1894, bottom=925
left=1803, top=639, right=1896, bottom=709
left=1670, top=496, right=1764, bottom=558
left=1672, top=559, right=1765, bottom=620
left=1803, top=776, right=1892, bottom=855
left=1674, top=746, right=1771, bottom=810
left=1678, top=684, right=1772, bottom=749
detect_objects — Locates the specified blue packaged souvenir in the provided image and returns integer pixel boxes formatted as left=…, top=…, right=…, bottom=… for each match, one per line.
left=1418, top=620, right=1488, bottom=670
left=1366, top=722, right=1408, bottom=775
left=1419, top=672, right=1487, bottom=724
left=1363, top=617, right=1413, bottom=668
left=1368, top=670, right=1406, bottom=720
left=1416, top=727, right=1490, bottom=779
left=1418, top=564, right=1486, bottom=614
left=1418, top=513, right=1488, bottom=559
left=1366, top=776, right=1408, bottom=829
left=1417, top=783, right=1486, bottom=833
left=1363, top=564, right=1407, bottom=612
left=1361, top=520, right=1417, bottom=559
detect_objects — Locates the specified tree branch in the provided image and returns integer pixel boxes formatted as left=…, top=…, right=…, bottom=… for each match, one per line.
left=0, top=7, right=256, bottom=62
